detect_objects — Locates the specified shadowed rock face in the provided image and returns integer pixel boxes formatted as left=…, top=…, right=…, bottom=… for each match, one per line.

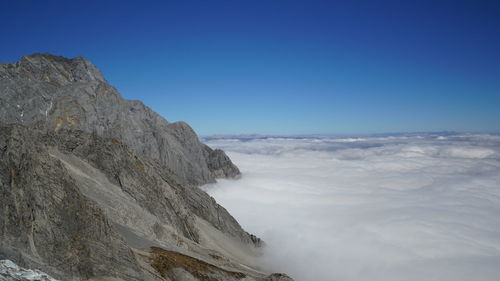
left=0, top=53, right=239, bottom=186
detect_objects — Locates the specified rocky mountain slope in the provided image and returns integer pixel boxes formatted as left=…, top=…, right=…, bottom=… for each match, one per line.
left=0, top=54, right=293, bottom=281
left=0, top=53, right=239, bottom=186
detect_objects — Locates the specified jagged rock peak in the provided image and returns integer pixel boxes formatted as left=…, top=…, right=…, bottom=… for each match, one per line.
left=0, top=53, right=106, bottom=84
left=0, top=54, right=292, bottom=281
left=0, top=53, right=240, bottom=185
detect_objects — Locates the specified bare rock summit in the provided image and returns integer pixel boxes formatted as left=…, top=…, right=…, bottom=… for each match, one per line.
left=0, top=53, right=240, bottom=186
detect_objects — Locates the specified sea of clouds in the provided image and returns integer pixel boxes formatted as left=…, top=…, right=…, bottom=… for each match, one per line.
left=202, top=133, right=500, bottom=281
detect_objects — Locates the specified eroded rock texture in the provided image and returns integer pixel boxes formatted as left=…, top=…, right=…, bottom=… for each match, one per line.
left=0, top=53, right=239, bottom=186
left=0, top=54, right=293, bottom=281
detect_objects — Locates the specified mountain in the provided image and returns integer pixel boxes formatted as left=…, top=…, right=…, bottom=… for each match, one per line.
left=0, top=54, right=293, bottom=281
left=0, top=53, right=239, bottom=186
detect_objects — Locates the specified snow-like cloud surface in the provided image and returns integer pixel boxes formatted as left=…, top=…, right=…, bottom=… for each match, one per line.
left=203, top=134, right=500, bottom=281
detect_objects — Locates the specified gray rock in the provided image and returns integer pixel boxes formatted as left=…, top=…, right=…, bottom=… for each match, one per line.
left=0, top=53, right=239, bottom=186
left=205, top=148, right=241, bottom=179
left=0, top=125, right=144, bottom=281
left=0, top=259, right=60, bottom=281
left=0, top=54, right=294, bottom=281
left=265, top=273, right=295, bottom=281
left=0, top=125, right=277, bottom=281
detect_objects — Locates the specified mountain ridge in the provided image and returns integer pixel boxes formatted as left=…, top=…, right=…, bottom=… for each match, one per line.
left=0, top=54, right=293, bottom=281
left=0, top=53, right=240, bottom=186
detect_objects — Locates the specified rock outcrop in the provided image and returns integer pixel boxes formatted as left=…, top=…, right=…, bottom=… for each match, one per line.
left=0, top=54, right=293, bottom=281
left=0, top=259, right=60, bottom=281
left=0, top=53, right=239, bottom=186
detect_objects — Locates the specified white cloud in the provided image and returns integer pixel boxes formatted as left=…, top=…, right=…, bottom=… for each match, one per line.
left=203, top=134, right=500, bottom=281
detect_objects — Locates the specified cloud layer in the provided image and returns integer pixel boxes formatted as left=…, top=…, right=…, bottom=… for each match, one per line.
left=203, top=134, right=500, bottom=281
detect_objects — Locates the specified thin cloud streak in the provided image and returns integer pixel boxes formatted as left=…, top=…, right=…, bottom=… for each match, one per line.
left=203, top=134, right=500, bottom=281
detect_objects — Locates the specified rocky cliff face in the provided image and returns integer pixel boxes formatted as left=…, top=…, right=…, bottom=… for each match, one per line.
left=0, top=53, right=239, bottom=186
left=0, top=54, right=292, bottom=281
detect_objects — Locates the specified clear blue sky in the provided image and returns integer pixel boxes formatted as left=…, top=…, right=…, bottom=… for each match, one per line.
left=1, top=0, right=499, bottom=135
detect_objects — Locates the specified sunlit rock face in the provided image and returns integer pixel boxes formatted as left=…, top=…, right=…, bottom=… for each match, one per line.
left=0, top=55, right=292, bottom=281
left=0, top=53, right=239, bottom=186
